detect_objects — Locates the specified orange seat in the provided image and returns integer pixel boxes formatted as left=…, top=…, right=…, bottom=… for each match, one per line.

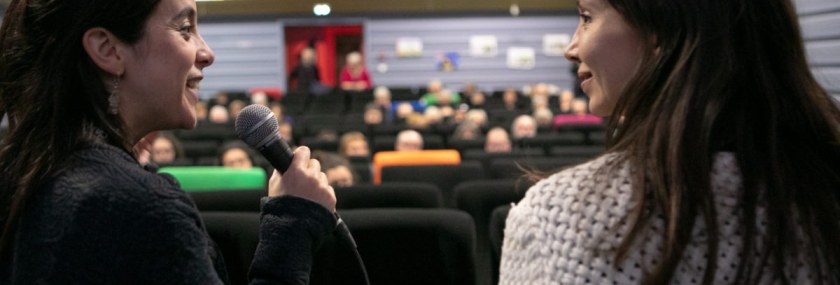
left=372, top=149, right=461, bottom=184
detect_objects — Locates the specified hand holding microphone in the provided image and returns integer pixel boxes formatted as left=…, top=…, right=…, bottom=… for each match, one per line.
left=236, top=105, right=336, bottom=212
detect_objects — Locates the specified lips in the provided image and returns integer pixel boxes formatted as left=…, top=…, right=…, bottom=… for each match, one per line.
left=186, top=76, right=203, bottom=91
left=578, top=70, right=593, bottom=91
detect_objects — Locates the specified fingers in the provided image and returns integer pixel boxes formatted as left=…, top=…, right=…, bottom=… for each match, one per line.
left=292, top=146, right=311, bottom=169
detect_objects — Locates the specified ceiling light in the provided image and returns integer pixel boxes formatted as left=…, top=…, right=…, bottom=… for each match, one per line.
left=313, top=3, right=331, bottom=16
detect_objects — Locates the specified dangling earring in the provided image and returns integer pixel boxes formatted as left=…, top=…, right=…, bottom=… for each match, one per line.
left=108, top=73, right=121, bottom=115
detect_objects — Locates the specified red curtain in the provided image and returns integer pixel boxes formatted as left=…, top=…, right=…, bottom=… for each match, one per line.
left=284, top=25, right=362, bottom=89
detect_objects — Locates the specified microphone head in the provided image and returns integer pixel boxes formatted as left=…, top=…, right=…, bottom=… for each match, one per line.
left=235, top=104, right=280, bottom=148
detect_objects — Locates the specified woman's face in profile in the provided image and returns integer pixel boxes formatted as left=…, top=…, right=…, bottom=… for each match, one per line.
left=564, top=0, right=645, bottom=116
left=119, top=0, right=215, bottom=135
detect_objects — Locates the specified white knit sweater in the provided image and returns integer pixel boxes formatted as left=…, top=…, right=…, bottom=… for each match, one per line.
left=500, top=153, right=826, bottom=284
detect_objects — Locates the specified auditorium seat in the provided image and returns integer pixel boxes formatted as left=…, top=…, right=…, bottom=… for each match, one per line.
left=201, top=212, right=260, bottom=285
left=548, top=145, right=605, bottom=159
left=340, top=208, right=477, bottom=285
left=371, top=149, right=461, bottom=184
left=454, top=179, right=530, bottom=285
left=489, top=204, right=512, bottom=285
left=335, top=182, right=443, bottom=209
left=181, top=139, right=221, bottom=159
left=380, top=160, right=485, bottom=207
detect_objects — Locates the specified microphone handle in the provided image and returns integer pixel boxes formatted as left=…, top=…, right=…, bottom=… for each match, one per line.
left=257, top=136, right=294, bottom=174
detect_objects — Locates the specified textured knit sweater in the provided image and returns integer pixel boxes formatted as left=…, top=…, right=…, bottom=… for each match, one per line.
left=2, top=142, right=336, bottom=284
left=500, top=153, right=826, bottom=284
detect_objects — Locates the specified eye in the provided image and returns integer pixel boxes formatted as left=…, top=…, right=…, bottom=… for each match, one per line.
left=178, top=24, right=194, bottom=40
left=580, top=14, right=592, bottom=23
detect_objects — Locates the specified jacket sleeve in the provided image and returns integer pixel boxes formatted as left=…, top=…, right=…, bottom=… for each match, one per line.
left=249, top=196, right=336, bottom=285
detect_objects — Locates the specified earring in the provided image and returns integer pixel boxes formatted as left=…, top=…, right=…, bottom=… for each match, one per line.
left=108, top=73, right=121, bottom=115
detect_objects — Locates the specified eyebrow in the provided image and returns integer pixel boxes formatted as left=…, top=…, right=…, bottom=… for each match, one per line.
left=171, top=7, right=196, bottom=22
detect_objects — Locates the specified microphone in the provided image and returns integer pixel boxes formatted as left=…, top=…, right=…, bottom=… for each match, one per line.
left=235, top=105, right=294, bottom=173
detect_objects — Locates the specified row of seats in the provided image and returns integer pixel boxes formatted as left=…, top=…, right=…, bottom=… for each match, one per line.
left=191, top=180, right=529, bottom=285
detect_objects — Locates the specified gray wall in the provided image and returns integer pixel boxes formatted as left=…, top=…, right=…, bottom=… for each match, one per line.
left=197, top=5, right=840, bottom=98
left=797, top=0, right=840, bottom=98
left=364, top=16, right=577, bottom=92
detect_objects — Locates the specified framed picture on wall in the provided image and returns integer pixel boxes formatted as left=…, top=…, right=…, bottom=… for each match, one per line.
left=543, top=34, right=571, bottom=56
left=469, top=35, right=498, bottom=57
left=396, top=37, right=424, bottom=58
left=507, top=47, right=535, bottom=70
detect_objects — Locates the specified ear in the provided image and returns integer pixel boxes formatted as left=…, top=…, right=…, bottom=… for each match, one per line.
left=82, top=27, right=125, bottom=75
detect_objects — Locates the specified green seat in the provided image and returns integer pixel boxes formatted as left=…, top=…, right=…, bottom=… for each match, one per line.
left=159, top=166, right=266, bottom=192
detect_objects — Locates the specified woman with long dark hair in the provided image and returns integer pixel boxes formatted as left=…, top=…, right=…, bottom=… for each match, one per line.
left=500, top=0, right=840, bottom=283
left=0, top=0, right=348, bottom=283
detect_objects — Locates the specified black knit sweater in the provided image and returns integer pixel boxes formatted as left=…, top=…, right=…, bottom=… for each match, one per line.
left=2, top=142, right=335, bottom=284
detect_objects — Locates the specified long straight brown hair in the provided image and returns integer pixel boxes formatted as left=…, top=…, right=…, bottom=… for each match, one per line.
left=596, top=0, right=840, bottom=283
left=0, top=0, right=160, bottom=262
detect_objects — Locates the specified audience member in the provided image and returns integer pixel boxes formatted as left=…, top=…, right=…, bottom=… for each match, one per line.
left=339, top=51, right=372, bottom=91
left=468, top=91, right=487, bottom=109
left=464, top=109, right=489, bottom=127
left=423, top=106, right=445, bottom=125
left=250, top=91, right=269, bottom=107
left=338, top=132, right=371, bottom=158
left=552, top=98, right=604, bottom=127
left=510, top=114, right=537, bottom=139
left=364, top=103, right=385, bottom=125
left=278, top=120, right=295, bottom=146
left=228, top=99, right=245, bottom=118
left=394, top=102, right=416, bottom=124
left=421, top=79, right=461, bottom=106
left=312, top=151, right=356, bottom=188
left=451, top=122, right=482, bottom=141
left=395, top=129, right=423, bottom=151
left=151, top=132, right=185, bottom=165
left=288, top=47, right=325, bottom=94
left=502, top=87, right=525, bottom=111
left=533, top=107, right=554, bottom=128
left=484, top=127, right=512, bottom=153
left=219, top=142, right=255, bottom=169
left=373, top=86, right=394, bottom=122
left=208, top=105, right=230, bottom=124
left=194, top=101, right=208, bottom=122
left=210, top=91, right=230, bottom=107
left=557, top=90, right=575, bottom=114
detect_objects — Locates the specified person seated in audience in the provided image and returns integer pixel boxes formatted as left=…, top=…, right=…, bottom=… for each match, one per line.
left=533, top=107, right=555, bottom=129
left=269, top=102, right=294, bottom=124
left=394, top=102, right=416, bottom=125
left=557, top=90, right=575, bottom=114
left=208, top=105, right=230, bottom=124
left=552, top=98, right=604, bottom=128
left=530, top=91, right=550, bottom=113
left=312, top=151, right=356, bottom=188
left=339, top=51, right=372, bottom=91
left=511, top=114, right=538, bottom=139
left=421, top=79, right=461, bottom=106
left=150, top=132, right=185, bottom=165
left=194, top=101, right=208, bottom=122
left=228, top=99, right=246, bottom=119
left=279, top=120, right=295, bottom=146
left=461, top=81, right=478, bottom=97
left=422, top=88, right=461, bottom=107
left=364, top=103, right=385, bottom=126
left=485, top=127, right=513, bottom=153
left=502, top=87, right=526, bottom=111
left=405, top=113, right=430, bottom=130
left=338, top=131, right=371, bottom=158
left=464, top=109, right=489, bottom=128
left=468, top=91, right=487, bottom=109
left=315, top=129, right=339, bottom=143
left=210, top=91, right=230, bottom=108
left=451, top=122, right=482, bottom=141
left=219, top=142, right=255, bottom=169
left=373, top=86, right=394, bottom=123
left=395, top=129, right=424, bottom=151
left=423, top=106, right=445, bottom=126
left=250, top=91, right=269, bottom=107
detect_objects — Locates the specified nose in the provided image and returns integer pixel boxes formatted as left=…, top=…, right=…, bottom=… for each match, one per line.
left=564, top=31, right=580, bottom=63
left=195, top=34, right=215, bottom=69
